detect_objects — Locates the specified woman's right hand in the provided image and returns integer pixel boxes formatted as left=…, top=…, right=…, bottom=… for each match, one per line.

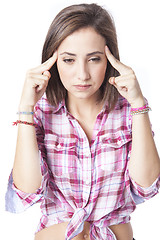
left=19, top=51, right=58, bottom=110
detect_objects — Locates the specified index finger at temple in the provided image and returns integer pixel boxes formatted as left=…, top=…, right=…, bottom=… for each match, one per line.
left=33, top=51, right=58, bottom=73
left=105, top=46, right=128, bottom=75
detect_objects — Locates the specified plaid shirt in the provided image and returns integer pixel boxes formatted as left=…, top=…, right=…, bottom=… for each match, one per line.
left=6, top=95, right=160, bottom=240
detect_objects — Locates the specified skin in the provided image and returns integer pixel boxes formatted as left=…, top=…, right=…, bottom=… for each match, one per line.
left=13, top=53, right=58, bottom=193
left=12, top=27, right=160, bottom=240
left=57, top=27, right=107, bottom=104
left=56, top=28, right=108, bottom=142
left=105, top=46, right=160, bottom=188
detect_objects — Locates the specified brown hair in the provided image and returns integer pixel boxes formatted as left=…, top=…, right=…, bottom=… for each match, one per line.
left=42, top=3, right=120, bottom=111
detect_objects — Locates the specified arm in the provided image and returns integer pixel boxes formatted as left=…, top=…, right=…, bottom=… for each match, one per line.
left=129, top=98, right=160, bottom=187
left=13, top=112, right=41, bottom=193
left=105, top=46, right=160, bottom=188
left=12, top=52, right=57, bottom=193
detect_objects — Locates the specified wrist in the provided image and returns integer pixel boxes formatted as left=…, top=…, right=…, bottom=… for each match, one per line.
left=18, top=114, right=34, bottom=122
left=130, top=97, right=146, bottom=109
left=18, top=105, right=35, bottom=122
left=18, top=104, right=35, bottom=112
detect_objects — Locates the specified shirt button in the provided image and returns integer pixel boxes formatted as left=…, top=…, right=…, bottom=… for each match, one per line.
left=57, top=144, right=61, bottom=149
left=85, top=180, right=90, bottom=185
left=117, top=140, right=121, bottom=145
left=85, top=151, right=90, bottom=157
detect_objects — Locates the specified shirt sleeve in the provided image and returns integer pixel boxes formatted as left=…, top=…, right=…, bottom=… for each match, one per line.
left=125, top=134, right=160, bottom=204
left=129, top=173, right=160, bottom=201
left=5, top=170, right=43, bottom=213
left=5, top=103, right=49, bottom=213
left=124, top=98, right=160, bottom=204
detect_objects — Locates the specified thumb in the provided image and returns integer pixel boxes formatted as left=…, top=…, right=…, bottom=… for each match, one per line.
left=43, top=70, right=51, bottom=79
left=109, top=77, right=115, bottom=85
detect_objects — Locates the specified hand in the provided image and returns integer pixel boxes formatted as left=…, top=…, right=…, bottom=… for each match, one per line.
left=19, top=51, right=58, bottom=110
left=105, top=46, right=145, bottom=108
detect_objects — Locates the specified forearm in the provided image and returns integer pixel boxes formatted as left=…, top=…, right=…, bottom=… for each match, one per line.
left=105, top=46, right=160, bottom=187
left=129, top=103, right=160, bottom=187
left=13, top=111, right=42, bottom=193
left=12, top=53, right=57, bottom=193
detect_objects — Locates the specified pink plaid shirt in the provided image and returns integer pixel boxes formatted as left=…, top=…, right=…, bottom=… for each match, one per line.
left=6, top=95, right=160, bottom=240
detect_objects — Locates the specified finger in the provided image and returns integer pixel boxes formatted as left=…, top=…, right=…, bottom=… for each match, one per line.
left=36, top=83, right=47, bottom=93
left=110, top=74, right=137, bottom=92
left=32, top=51, right=58, bottom=74
left=109, top=75, right=128, bottom=88
left=109, top=77, right=120, bottom=91
left=109, top=77, right=115, bottom=85
left=109, top=77, right=128, bottom=92
left=30, top=77, right=48, bottom=88
left=41, top=51, right=58, bottom=70
left=32, top=78, right=49, bottom=94
left=43, top=70, right=51, bottom=79
left=27, top=73, right=50, bottom=82
left=105, top=46, right=129, bottom=75
left=114, top=74, right=136, bottom=87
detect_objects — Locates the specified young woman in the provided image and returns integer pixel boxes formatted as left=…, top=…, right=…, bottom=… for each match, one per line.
left=6, top=3, right=160, bottom=240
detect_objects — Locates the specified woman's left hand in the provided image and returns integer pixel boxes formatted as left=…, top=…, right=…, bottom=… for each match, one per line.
left=105, top=46, right=145, bottom=108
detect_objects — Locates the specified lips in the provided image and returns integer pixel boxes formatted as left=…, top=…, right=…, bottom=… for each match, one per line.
left=74, top=84, right=91, bottom=90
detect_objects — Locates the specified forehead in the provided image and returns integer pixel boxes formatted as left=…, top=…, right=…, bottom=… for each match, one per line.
left=58, top=27, right=106, bottom=53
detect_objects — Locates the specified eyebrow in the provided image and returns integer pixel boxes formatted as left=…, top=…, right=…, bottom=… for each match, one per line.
left=60, top=51, right=104, bottom=56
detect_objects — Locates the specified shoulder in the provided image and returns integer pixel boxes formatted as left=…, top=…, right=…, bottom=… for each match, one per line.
left=34, top=95, right=65, bottom=128
left=107, top=96, right=132, bottom=132
left=114, top=96, right=131, bottom=112
left=35, top=95, right=64, bottom=115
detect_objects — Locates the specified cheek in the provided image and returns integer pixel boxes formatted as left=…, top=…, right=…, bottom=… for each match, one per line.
left=101, top=60, right=107, bottom=74
left=57, top=61, right=69, bottom=83
left=57, top=61, right=73, bottom=90
left=93, top=62, right=107, bottom=82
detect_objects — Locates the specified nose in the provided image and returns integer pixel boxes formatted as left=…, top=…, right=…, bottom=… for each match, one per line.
left=77, top=61, right=91, bottom=81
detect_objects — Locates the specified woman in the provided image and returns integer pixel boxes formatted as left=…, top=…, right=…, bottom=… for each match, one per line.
left=6, top=3, right=160, bottom=240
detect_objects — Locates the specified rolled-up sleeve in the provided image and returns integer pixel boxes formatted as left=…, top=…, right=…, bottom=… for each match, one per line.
left=125, top=136, right=160, bottom=204
left=125, top=146, right=160, bottom=203
left=5, top=171, right=43, bottom=213
left=125, top=164, right=160, bottom=205
left=129, top=174, right=160, bottom=200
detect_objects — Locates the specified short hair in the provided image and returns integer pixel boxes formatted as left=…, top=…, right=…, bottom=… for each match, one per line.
left=42, top=3, right=120, bottom=111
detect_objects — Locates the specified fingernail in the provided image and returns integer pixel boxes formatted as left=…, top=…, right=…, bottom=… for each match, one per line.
left=109, top=77, right=115, bottom=84
left=105, top=45, right=109, bottom=51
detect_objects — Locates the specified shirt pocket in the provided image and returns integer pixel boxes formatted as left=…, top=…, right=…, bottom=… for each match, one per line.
left=98, top=130, right=132, bottom=172
left=44, top=133, right=77, bottom=176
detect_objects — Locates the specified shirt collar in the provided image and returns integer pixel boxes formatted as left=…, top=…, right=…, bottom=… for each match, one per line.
left=52, top=98, right=110, bottom=117
left=51, top=99, right=66, bottom=113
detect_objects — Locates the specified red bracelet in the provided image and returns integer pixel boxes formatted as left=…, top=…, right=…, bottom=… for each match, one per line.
left=13, top=120, right=37, bottom=127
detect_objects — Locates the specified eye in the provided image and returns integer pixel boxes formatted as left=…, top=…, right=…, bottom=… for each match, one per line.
left=89, top=57, right=101, bottom=62
left=63, top=58, right=75, bottom=64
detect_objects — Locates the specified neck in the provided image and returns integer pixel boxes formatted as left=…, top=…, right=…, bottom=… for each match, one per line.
left=66, top=93, right=103, bottom=119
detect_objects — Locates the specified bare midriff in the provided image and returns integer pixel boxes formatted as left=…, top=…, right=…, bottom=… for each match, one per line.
left=34, top=221, right=133, bottom=240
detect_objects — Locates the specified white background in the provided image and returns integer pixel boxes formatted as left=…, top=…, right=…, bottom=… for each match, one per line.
left=0, top=0, right=160, bottom=239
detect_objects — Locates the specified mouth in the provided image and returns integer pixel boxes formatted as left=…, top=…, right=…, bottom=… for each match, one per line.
left=74, top=84, right=91, bottom=90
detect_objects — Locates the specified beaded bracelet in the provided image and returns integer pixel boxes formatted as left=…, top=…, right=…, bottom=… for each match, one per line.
left=16, top=111, right=34, bottom=115
left=131, top=103, right=148, bottom=112
left=130, top=104, right=151, bottom=116
left=13, top=120, right=36, bottom=127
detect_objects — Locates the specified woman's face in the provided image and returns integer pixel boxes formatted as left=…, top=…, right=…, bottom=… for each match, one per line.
left=57, top=27, right=107, bottom=102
